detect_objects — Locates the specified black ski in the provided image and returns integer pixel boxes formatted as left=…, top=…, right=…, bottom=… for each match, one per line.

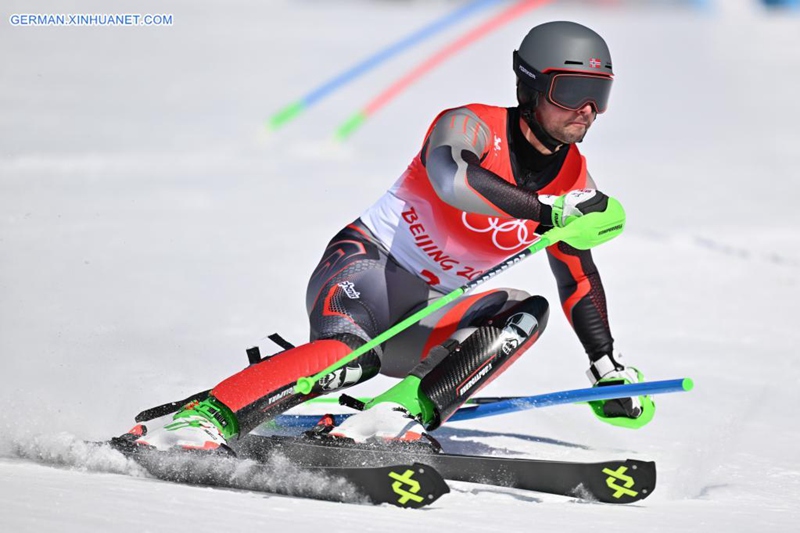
left=106, top=437, right=449, bottom=508
left=236, top=435, right=655, bottom=504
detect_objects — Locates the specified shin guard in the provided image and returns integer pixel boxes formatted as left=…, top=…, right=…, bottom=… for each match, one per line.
left=212, top=337, right=377, bottom=435
left=419, top=295, right=549, bottom=429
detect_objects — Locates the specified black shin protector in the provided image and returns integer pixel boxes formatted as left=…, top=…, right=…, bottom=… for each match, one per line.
left=418, top=295, right=549, bottom=429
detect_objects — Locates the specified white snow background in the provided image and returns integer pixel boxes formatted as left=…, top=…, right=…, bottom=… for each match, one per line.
left=1, top=0, right=799, bottom=531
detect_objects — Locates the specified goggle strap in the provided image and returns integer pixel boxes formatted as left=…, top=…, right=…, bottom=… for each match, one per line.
left=513, top=51, right=549, bottom=93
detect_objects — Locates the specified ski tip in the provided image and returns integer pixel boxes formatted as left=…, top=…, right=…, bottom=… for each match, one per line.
left=409, top=461, right=451, bottom=502
left=574, top=458, right=657, bottom=504
left=681, top=378, right=694, bottom=391
left=596, top=459, right=656, bottom=504
left=376, top=462, right=450, bottom=508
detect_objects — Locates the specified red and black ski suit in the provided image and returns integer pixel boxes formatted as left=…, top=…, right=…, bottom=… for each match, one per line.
left=212, top=104, right=614, bottom=434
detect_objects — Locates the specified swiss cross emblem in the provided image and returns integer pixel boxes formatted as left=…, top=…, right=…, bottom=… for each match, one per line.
left=589, top=58, right=602, bottom=69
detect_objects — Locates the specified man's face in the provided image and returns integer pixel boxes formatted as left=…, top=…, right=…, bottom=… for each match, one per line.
left=534, top=96, right=596, bottom=145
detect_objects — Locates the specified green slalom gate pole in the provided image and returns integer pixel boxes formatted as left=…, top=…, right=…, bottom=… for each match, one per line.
left=294, top=197, right=626, bottom=395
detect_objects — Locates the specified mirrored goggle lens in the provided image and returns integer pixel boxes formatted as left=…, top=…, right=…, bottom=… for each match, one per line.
left=548, top=74, right=613, bottom=114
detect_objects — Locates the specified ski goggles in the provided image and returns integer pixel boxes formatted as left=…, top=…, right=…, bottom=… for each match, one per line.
left=547, top=73, right=613, bottom=114
left=514, top=51, right=613, bottom=114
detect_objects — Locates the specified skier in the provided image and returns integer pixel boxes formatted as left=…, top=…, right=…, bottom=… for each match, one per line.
left=131, top=21, right=654, bottom=452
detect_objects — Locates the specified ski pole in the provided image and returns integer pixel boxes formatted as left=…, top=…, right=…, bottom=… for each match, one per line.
left=294, top=197, right=626, bottom=395
left=276, top=378, right=692, bottom=427
left=448, top=377, right=693, bottom=421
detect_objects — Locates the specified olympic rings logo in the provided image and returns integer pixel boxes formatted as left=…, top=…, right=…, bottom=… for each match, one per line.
left=461, top=213, right=539, bottom=251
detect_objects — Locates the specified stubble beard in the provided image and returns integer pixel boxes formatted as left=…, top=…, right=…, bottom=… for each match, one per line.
left=545, top=118, right=590, bottom=144
left=536, top=107, right=592, bottom=145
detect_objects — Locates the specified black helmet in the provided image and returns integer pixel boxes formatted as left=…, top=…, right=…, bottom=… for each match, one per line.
left=514, top=21, right=614, bottom=114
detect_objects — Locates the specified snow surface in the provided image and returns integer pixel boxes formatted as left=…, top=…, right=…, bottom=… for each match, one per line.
left=2, top=0, right=800, bottom=531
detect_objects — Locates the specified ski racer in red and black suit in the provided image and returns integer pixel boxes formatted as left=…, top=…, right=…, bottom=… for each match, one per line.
left=130, top=21, right=653, bottom=452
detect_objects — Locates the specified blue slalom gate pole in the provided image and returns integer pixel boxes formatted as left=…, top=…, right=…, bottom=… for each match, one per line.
left=268, top=0, right=503, bottom=130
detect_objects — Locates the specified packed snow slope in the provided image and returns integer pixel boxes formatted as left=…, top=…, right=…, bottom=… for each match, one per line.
left=1, top=0, right=799, bottom=531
